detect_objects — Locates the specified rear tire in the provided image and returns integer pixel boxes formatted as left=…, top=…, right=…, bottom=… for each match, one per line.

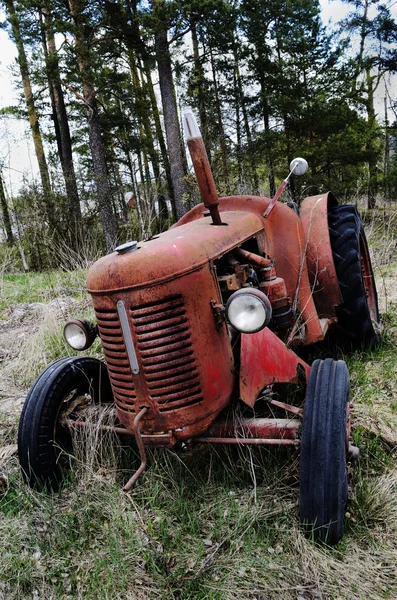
left=300, top=359, right=350, bottom=544
left=18, top=357, right=112, bottom=490
left=328, top=205, right=381, bottom=346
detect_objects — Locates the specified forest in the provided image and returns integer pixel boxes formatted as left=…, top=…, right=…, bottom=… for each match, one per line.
left=0, top=0, right=396, bottom=268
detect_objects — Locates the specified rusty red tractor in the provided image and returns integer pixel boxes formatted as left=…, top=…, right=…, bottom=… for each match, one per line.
left=18, top=109, right=380, bottom=544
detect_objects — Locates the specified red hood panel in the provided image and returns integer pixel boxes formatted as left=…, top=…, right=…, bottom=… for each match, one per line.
left=87, top=211, right=264, bottom=293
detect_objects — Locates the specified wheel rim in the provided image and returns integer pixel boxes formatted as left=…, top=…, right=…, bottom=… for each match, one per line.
left=359, top=232, right=378, bottom=325
left=53, top=387, right=92, bottom=469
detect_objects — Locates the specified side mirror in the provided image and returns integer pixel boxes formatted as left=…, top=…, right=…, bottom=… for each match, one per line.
left=290, top=157, right=308, bottom=176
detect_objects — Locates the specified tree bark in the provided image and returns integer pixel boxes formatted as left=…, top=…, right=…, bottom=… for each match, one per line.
left=4, top=0, right=55, bottom=228
left=259, top=77, right=276, bottom=197
left=135, top=62, right=168, bottom=221
left=153, top=0, right=186, bottom=220
left=191, top=20, right=209, bottom=154
left=209, top=45, right=230, bottom=193
left=365, top=66, right=377, bottom=209
left=233, top=66, right=243, bottom=185
left=233, top=40, right=259, bottom=192
left=141, top=58, right=174, bottom=208
left=0, top=172, right=14, bottom=246
left=42, top=5, right=82, bottom=235
left=68, top=0, right=118, bottom=251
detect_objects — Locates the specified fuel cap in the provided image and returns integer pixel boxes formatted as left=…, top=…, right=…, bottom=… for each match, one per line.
left=115, top=241, right=138, bottom=254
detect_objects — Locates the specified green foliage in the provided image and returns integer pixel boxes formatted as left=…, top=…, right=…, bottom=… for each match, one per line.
left=1, top=0, right=397, bottom=268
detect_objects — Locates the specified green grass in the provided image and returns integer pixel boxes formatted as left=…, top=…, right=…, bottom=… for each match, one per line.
left=341, top=303, right=397, bottom=449
left=0, top=268, right=101, bottom=385
left=1, top=435, right=397, bottom=599
left=2, top=217, right=397, bottom=598
left=0, top=270, right=88, bottom=318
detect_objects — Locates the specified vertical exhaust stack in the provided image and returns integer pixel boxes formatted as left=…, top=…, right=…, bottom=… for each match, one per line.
left=182, top=107, right=223, bottom=226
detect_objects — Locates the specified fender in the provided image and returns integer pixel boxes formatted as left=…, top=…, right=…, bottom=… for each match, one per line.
left=239, top=327, right=310, bottom=407
left=300, top=192, right=343, bottom=319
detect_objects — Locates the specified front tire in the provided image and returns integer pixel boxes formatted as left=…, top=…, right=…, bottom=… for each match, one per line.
left=18, top=357, right=112, bottom=490
left=328, top=205, right=381, bottom=346
left=300, top=359, right=350, bottom=544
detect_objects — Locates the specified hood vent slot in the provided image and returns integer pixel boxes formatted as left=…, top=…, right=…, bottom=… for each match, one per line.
left=94, top=308, right=136, bottom=413
left=131, top=296, right=203, bottom=412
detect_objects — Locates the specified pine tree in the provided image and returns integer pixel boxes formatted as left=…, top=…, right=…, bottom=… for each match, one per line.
left=151, top=0, right=187, bottom=220
left=0, top=170, right=14, bottom=246
left=341, top=0, right=397, bottom=207
left=2, top=0, right=56, bottom=228
left=67, top=0, right=118, bottom=250
left=41, top=3, right=82, bottom=240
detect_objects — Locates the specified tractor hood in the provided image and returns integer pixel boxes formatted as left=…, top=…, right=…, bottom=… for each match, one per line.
left=87, top=211, right=264, bottom=294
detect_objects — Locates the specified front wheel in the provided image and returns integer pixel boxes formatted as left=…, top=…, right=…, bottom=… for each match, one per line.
left=300, top=359, right=350, bottom=544
left=18, top=357, right=113, bottom=490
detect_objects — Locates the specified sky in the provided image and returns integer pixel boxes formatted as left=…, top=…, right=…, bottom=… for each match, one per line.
left=0, top=0, right=395, bottom=196
left=0, top=23, right=36, bottom=195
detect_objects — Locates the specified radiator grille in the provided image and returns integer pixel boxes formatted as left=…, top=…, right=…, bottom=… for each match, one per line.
left=130, top=296, right=203, bottom=412
left=94, top=308, right=136, bottom=413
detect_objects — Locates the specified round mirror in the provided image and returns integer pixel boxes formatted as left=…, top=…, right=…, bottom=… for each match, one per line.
left=290, top=157, right=308, bottom=176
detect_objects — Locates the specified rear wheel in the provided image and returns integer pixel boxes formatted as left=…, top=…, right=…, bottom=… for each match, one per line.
left=18, top=357, right=113, bottom=490
left=328, top=205, right=380, bottom=346
left=300, top=358, right=350, bottom=544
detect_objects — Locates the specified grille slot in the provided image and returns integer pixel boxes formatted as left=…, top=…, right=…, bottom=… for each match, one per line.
left=95, top=308, right=136, bottom=412
left=131, top=296, right=203, bottom=412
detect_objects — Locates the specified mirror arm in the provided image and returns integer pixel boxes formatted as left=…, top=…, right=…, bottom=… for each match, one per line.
left=263, top=170, right=294, bottom=219
left=263, top=158, right=307, bottom=219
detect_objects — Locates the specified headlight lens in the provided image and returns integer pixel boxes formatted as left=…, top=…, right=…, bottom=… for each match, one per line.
left=225, top=289, right=272, bottom=334
left=64, top=320, right=97, bottom=350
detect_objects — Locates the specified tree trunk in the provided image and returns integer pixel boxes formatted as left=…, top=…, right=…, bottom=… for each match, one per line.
left=129, top=55, right=159, bottom=224
left=233, top=66, right=243, bottom=185
left=191, top=20, right=209, bottom=154
left=233, top=41, right=259, bottom=192
left=0, top=172, right=14, bottom=246
left=153, top=0, right=186, bottom=220
left=68, top=0, right=118, bottom=251
left=4, top=0, right=55, bottom=228
left=42, top=5, right=82, bottom=236
left=259, top=77, right=276, bottom=197
left=209, top=45, right=230, bottom=193
left=141, top=58, right=174, bottom=208
left=365, top=66, right=377, bottom=209
left=135, top=63, right=168, bottom=222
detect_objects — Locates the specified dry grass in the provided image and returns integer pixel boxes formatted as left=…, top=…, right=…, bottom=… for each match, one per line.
left=2, top=411, right=397, bottom=599
left=1, top=203, right=397, bottom=599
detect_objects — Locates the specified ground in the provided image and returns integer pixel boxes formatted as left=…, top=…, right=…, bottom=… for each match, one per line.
left=1, top=213, right=397, bottom=600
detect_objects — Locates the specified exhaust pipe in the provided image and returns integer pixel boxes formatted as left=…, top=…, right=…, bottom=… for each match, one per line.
left=182, top=107, right=223, bottom=226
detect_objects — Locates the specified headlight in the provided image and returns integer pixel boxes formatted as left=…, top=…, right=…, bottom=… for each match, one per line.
left=225, top=289, right=272, bottom=334
left=64, top=320, right=97, bottom=350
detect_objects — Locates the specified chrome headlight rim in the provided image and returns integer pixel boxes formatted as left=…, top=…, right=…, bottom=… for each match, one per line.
left=225, top=289, right=272, bottom=334
left=63, top=319, right=97, bottom=351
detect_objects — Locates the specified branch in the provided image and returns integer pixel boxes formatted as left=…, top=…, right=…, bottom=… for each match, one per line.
left=60, top=81, right=85, bottom=103
left=169, top=26, right=191, bottom=45
left=90, top=34, right=121, bottom=47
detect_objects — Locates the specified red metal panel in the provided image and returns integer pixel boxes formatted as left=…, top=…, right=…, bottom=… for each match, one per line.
left=300, top=192, right=343, bottom=318
left=87, top=211, right=264, bottom=294
left=91, top=264, right=235, bottom=441
left=239, top=327, right=310, bottom=407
